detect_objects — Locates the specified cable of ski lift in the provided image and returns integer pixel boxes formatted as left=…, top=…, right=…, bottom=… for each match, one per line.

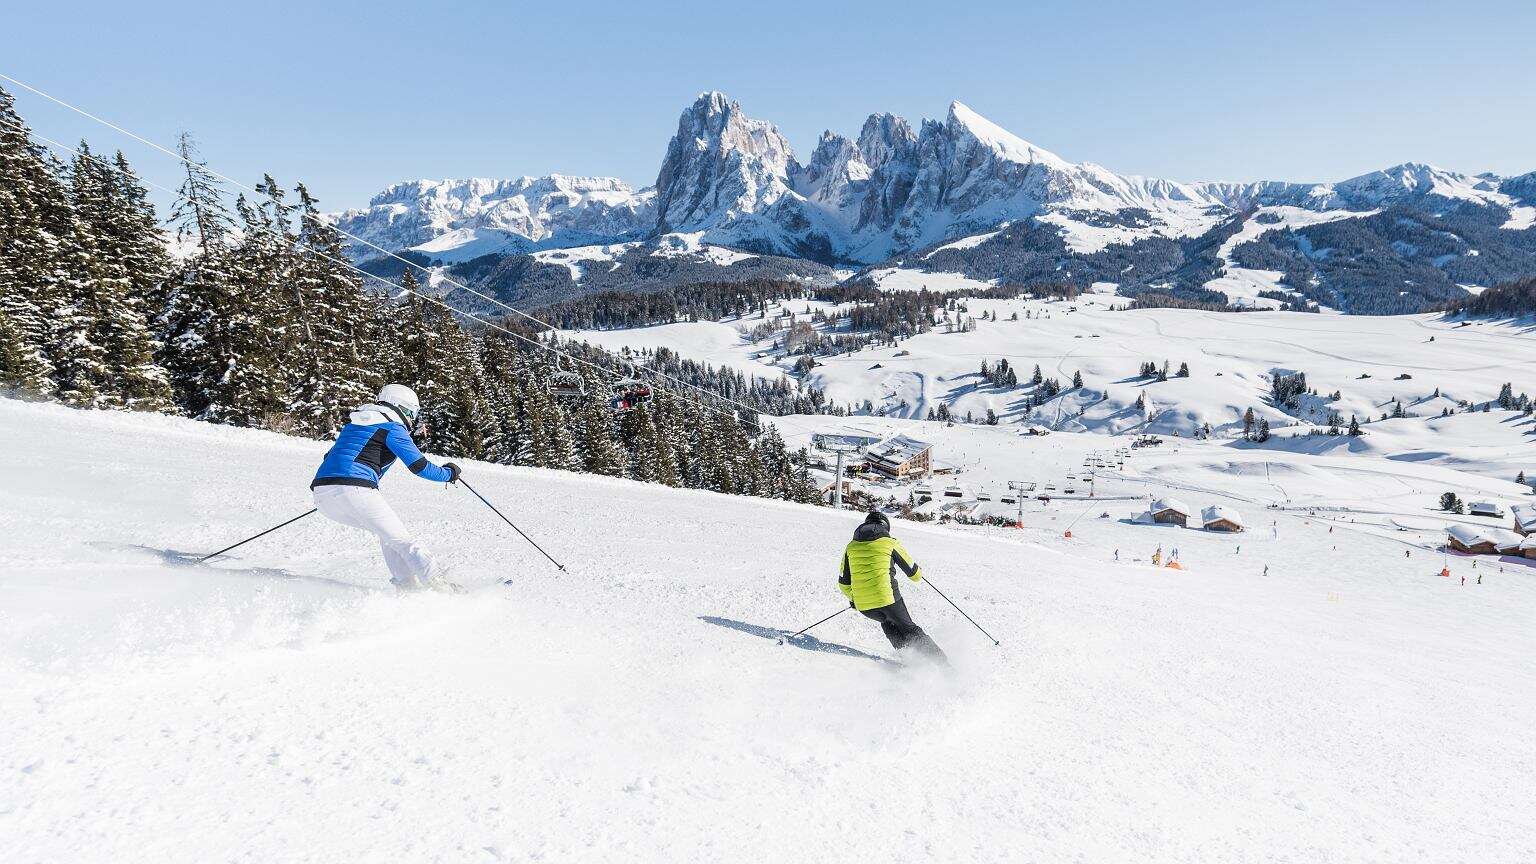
left=0, top=72, right=818, bottom=427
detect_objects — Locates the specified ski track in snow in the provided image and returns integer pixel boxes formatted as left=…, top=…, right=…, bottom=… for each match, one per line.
left=2, top=399, right=1535, bottom=863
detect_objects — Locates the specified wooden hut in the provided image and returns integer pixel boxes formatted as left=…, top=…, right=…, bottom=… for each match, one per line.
left=1201, top=505, right=1244, bottom=533
left=1512, top=504, right=1536, bottom=536
left=1468, top=501, right=1506, bottom=519
left=1445, top=525, right=1524, bottom=555
left=1148, top=497, right=1192, bottom=527
left=1447, top=524, right=1497, bottom=555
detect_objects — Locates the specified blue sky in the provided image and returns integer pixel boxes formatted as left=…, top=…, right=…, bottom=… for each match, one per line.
left=6, top=0, right=1534, bottom=211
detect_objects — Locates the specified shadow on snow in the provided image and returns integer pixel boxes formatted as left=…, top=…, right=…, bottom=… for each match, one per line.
left=87, top=541, right=379, bottom=593
left=697, top=615, right=892, bottom=664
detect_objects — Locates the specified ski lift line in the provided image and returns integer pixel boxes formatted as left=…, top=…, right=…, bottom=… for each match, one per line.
left=7, top=115, right=773, bottom=428
left=0, top=74, right=790, bottom=428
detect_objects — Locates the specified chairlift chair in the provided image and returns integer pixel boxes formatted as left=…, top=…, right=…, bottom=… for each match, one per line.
left=610, top=376, right=654, bottom=412
left=550, top=370, right=586, bottom=399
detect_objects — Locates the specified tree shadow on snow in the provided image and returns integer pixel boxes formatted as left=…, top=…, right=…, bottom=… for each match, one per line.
left=87, top=542, right=379, bottom=593
left=697, top=616, right=891, bottom=664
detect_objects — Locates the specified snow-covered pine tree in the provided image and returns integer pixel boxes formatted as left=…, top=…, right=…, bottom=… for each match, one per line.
left=158, top=133, right=239, bottom=415
left=195, top=188, right=292, bottom=426
left=41, top=147, right=115, bottom=409
left=479, top=335, right=527, bottom=465
left=65, top=144, right=173, bottom=411
left=0, top=85, right=65, bottom=397
left=576, top=398, right=626, bottom=477
left=399, top=287, right=488, bottom=458
left=283, top=182, right=378, bottom=436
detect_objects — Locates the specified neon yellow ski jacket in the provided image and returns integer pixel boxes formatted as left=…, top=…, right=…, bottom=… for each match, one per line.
left=839, top=523, right=922, bottom=611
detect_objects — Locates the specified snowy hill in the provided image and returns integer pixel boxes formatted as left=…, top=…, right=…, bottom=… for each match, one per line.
left=5, top=397, right=1536, bottom=862
left=328, top=92, right=1536, bottom=313
left=565, top=296, right=1536, bottom=442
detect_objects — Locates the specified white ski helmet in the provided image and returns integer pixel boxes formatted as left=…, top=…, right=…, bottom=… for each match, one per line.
left=376, top=383, right=421, bottom=427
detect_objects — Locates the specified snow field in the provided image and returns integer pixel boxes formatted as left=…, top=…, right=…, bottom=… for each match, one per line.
left=563, top=300, right=1536, bottom=448
left=3, top=399, right=1535, bottom=862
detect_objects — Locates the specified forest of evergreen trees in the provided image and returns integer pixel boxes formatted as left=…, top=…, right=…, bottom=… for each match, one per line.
left=1442, top=276, right=1536, bottom=317
left=0, top=87, right=824, bottom=505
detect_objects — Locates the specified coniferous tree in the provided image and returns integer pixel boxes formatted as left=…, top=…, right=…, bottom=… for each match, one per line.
left=283, top=182, right=377, bottom=435
left=66, top=144, right=173, bottom=410
left=0, top=85, right=65, bottom=397
left=159, top=134, right=238, bottom=414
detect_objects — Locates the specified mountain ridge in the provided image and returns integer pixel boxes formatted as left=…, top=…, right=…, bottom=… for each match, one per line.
left=329, top=91, right=1536, bottom=314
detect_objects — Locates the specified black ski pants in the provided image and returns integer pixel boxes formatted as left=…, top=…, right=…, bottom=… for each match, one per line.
left=861, top=596, right=947, bottom=661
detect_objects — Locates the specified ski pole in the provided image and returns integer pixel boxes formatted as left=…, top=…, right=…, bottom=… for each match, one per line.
left=777, top=606, right=850, bottom=645
left=459, top=478, right=568, bottom=572
left=924, top=577, right=1000, bottom=646
left=198, top=509, right=316, bottom=563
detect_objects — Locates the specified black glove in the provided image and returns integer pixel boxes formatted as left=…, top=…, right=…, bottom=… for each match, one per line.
left=849, top=600, right=856, bottom=609
left=443, top=462, right=462, bottom=484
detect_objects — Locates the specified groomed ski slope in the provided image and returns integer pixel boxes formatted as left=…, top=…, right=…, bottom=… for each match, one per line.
left=3, top=399, right=1533, bottom=863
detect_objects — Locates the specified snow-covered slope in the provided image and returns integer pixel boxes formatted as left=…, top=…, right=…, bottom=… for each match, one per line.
left=4, top=398, right=1535, bottom=862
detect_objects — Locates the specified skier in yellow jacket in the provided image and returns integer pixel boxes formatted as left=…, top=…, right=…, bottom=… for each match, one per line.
left=839, top=511, right=947, bottom=662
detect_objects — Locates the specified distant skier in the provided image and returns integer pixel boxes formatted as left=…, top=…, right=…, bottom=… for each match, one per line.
left=311, top=384, right=461, bottom=591
left=838, top=512, right=947, bottom=663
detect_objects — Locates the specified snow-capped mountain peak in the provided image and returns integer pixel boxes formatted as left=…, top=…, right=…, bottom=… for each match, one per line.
left=329, top=90, right=1535, bottom=289
left=653, top=91, right=799, bottom=233
left=945, top=100, right=1072, bottom=171
left=330, top=174, right=654, bottom=262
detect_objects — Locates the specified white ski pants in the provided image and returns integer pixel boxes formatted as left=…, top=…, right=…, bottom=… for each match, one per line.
left=312, top=485, right=441, bottom=589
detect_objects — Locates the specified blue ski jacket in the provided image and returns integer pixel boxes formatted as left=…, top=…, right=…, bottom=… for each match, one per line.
left=311, top=403, right=453, bottom=489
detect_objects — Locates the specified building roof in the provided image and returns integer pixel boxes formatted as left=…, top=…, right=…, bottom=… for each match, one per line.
left=1468, top=501, right=1505, bottom=515
left=1201, top=505, right=1243, bottom=527
left=1149, top=497, right=1192, bottom=517
left=866, top=435, right=933, bottom=465
left=1448, top=523, right=1526, bottom=551
left=1513, top=504, right=1536, bottom=531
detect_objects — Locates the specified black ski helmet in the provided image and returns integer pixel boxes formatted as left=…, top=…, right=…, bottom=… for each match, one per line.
left=864, top=510, right=890, bottom=528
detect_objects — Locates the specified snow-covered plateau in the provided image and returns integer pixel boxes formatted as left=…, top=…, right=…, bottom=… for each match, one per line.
left=4, top=388, right=1534, bottom=862
left=564, top=294, right=1536, bottom=444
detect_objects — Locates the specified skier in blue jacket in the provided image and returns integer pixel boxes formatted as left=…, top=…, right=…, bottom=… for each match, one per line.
left=311, top=384, right=461, bottom=591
